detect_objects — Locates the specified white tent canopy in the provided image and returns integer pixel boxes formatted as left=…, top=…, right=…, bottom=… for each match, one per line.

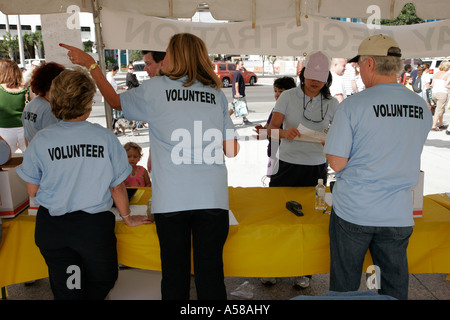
left=1, top=0, right=450, bottom=21
left=1, top=0, right=449, bottom=58
left=100, top=7, right=449, bottom=58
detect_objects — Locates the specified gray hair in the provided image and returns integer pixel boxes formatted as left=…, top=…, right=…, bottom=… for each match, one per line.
left=360, top=47, right=403, bottom=76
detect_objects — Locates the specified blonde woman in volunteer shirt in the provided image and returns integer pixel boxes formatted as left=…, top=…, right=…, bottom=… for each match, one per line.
left=61, top=33, right=239, bottom=300
left=17, top=69, right=152, bottom=300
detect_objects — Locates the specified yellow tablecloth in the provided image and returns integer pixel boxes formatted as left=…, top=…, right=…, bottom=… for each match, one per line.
left=1, top=187, right=450, bottom=288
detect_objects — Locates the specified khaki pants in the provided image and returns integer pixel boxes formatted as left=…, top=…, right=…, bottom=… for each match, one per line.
left=432, top=92, right=448, bottom=117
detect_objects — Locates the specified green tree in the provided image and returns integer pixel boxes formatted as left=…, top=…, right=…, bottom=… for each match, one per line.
left=260, top=55, right=267, bottom=76
left=22, top=33, right=35, bottom=58
left=0, top=32, right=18, bottom=60
left=30, top=31, right=43, bottom=58
left=128, top=50, right=143, bottom=63
left=83, top=40, right=94, bottom=53
left=380, top=3, right=425, bottom=25
left=23, top=31, right=44, bottom=59
left=268, top=55, right=278, bottom=74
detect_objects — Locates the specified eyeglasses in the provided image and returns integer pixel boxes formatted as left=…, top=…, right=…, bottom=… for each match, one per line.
left=302, top=94, right=328, bottom=123
left=128, top=67, right=134, bottom=70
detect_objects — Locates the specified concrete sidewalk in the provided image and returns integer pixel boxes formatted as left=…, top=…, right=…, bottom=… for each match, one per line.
left=3, top=90, right=450, bottom=300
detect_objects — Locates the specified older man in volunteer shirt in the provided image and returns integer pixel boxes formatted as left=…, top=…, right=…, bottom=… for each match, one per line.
left=324, top=35, right=432, bottom=300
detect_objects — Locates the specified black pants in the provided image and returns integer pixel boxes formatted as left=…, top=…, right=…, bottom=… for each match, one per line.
left=35, top=207, right=118, bottom=300
left=269, top=160, right=327, bottom=187
left=154, top=209, right=229, bottom=300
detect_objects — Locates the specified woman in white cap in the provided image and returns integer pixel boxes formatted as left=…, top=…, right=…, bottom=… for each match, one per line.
left=267, top=51, right=339, bottom=288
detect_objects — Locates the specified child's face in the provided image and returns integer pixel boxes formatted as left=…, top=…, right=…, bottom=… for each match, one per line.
left=127, top=148, right=141, bottom=167
left=274, top=87, right=286, bottom=101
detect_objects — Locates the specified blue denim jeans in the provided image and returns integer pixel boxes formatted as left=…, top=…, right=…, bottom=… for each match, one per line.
left=329, top=209, right=413, bottom=300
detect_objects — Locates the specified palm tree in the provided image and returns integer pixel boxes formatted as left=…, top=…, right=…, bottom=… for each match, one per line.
left=31, top=31, right=44, bottom=59
left=0, top=32, right=18, bottom=60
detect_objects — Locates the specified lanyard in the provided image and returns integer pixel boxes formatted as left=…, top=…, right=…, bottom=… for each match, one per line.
left=302, top=93, right=328, bottom=123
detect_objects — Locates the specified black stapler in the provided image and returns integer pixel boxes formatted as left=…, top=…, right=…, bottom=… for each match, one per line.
left=286, top=201, right=303, bottom=216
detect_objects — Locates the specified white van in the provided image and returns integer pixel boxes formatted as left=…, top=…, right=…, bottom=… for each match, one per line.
left=132, top=61, right=149, bottom=83
left=24, top=59, right=45, bottom=69
left=422, top=57, right=450, bottom=75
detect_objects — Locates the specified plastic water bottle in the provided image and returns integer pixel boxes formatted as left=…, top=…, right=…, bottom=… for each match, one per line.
left=315, top=179, right=326, bottom=210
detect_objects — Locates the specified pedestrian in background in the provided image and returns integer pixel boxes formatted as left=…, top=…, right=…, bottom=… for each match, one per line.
left=0, top=59, right=29, bottom=153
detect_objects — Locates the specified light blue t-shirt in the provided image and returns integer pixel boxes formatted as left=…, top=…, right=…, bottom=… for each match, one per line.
left=120, top=76, right=237, bottom=214
left=17, top=121, right=131, bottom=216
left=21, top=97, right=59, bottom=143
left=324, top=83, right=432, bottom=227
left=273, top=87, right=339, bottom=165
left=0, top=139, right=10, bottom=165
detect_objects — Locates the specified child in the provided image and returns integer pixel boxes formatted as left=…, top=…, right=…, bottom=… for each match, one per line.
left=123, top=142, right=151, bottom=187
left=254, top=77, right=297, bottom=178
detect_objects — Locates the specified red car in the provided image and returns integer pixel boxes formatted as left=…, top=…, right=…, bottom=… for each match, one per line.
left=213, top=62, right=258, bottom=88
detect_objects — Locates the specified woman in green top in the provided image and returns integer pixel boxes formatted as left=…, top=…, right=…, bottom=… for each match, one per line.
left=0, top=59, right=28, bottom=153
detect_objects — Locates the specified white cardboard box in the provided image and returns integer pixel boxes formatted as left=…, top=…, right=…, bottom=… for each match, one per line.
left=0, top=166, right=29, bottom=218
left=412, top=171, right=424, bottom=218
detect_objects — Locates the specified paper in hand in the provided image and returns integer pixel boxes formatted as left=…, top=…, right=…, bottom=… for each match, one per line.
left=293, top=123, right=327, bottom=143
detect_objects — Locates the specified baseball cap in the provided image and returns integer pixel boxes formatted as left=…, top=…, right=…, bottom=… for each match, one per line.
left=304, top=51, right=330, bottom=83
left=348, top=34, right=401, bottom=63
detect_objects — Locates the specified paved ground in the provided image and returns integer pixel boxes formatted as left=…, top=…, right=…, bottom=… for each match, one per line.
left=3, top=76, right=450, bottom=301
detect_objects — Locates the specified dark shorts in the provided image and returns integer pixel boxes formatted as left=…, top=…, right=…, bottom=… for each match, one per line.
left=269, top=160, right=327, bottom=187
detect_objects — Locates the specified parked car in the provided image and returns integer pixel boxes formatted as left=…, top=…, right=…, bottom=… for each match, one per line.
left=24, top=59, right=46, bottom=69
left=213, top=61, right=258, bottom=88
left=132, top=61, right=150, bottom=83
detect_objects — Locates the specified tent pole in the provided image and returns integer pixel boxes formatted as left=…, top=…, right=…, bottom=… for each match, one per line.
left=91, top=0, right=113, bottom=130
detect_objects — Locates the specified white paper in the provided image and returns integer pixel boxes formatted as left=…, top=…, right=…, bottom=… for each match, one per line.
left=112, top=205, right=147, bottom=221
left=229, top=210, right=239, bottom=225
left=293, top=123, right=327, bottom=143
left=41, top=13, right=82, bottom=67
left=112, top=205, right=239, bottom=225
